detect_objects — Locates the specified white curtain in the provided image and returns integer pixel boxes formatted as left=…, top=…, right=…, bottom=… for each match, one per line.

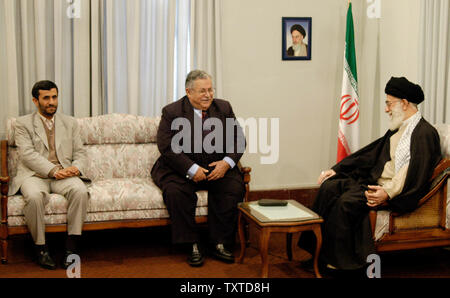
left=190, top=0, right=223, bottom=98
left=102, top=0, right=176, bottom=116
left=0, top=0, right=224, bottom=139
left=419, top=0, right=450, bottom=124
left=103, top=0, right=224, bottom=114
left=0, top=0, right=101, bottom=139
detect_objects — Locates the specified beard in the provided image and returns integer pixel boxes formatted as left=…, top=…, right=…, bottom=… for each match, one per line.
left=39, top=103, right=57, bottom=118
left=389, top=103, right=405, bottom=131
left=292, top=43, right=301, bottom=51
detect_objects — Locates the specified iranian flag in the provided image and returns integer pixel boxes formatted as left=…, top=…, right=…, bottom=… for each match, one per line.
left=337, top=2, right=360, bottom=163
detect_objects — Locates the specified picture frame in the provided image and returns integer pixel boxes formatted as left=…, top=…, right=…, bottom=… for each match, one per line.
left=282, top=17, right=312, bottom=61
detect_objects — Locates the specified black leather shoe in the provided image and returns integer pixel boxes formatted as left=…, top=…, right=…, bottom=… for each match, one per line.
left=61, top=250, right=77, bottom=269
left=188, top=244, right=204, bottom=267
left=211, top=244, right=234, bottom=263
left=37, top=251, right=56, bottom=270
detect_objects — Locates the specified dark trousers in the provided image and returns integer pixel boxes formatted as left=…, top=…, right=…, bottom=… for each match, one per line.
left=298, top=175, right=375, bottom=270
left=161, top=169, right=245, bottom=246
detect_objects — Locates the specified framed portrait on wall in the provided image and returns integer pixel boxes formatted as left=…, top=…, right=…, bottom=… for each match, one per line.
left=282, top=17, right=312, bottom=60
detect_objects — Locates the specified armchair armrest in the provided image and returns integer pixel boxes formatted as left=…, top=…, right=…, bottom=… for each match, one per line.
left=416, top=158, right=450, bottom=208
left=430, top=158, right=450, bottom=181
left=370, top=157, right=450, bottom=217
left=370, top=158, right=450, bottom=238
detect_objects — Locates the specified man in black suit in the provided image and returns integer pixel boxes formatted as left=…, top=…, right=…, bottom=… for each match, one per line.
left=151, top=70, right=246, bottom=266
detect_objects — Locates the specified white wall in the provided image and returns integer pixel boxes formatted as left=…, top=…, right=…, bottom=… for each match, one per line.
left=378, top=0, right=421, bottom=133
left=221, top=0, right=421, bottom=190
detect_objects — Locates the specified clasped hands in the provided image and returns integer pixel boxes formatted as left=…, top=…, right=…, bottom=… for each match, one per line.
left=364, top=185, right=389, bottom=207
left=317, top=169, right=388, bottom=207
left=192, top=160, right=230, bottom=183
left=54, top=166, right=80, bottom=180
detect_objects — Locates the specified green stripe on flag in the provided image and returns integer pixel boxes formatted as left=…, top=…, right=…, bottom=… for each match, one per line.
left=345, top=3, right=358, bottom=88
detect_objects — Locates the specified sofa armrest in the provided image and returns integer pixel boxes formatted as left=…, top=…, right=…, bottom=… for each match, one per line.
left=1, top=140, right=9, bottom=223
left=240, top=167, right=251, bottom=183
left=238, top=163, right=251, bottom=202
left=1, top=140, right=7, bottom=178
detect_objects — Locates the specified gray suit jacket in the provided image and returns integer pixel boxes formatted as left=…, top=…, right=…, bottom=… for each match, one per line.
left=9, top=112, right=86, bottom=195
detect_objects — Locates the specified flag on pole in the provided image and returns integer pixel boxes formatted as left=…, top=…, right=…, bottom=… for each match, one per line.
left=337, top=2, right=360, bottom=163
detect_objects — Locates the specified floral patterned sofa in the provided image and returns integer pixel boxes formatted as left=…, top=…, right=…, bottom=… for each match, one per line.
left=0, top=113, right=251, bottom=263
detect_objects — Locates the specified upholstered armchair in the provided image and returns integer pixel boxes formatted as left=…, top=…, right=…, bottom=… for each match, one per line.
left=369, top=124, right=450, bottom=252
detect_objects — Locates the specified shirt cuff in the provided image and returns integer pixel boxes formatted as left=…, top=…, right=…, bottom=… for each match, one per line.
left=223, top=157, right=235, bottom=169
left=48, top=165, right=63, bottom=178
left=187, top=164, right=199, bottom=180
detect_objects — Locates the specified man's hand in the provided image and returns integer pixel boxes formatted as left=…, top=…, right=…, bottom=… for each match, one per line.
left=207, top=160, right=230, bottom=181
left=193, top=167, right=209, bottom=183
left=54, top=166, right=80, bottom=180
left=317, top=169, right=336, bottom=184
left=365, top=185, right=389, bottom=207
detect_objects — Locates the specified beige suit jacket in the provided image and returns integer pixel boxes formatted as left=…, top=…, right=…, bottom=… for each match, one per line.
left=9, top=112, right=86, bottom=195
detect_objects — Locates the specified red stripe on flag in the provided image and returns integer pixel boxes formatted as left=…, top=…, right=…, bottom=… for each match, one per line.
left=337, top=130, right=351, bottom=162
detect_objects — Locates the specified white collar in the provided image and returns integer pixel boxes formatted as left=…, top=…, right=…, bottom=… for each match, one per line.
left=193, top=108, right=202, bottom=117
left=400, top=111, right=420, bottom=129
left=38, top=113, right=55, bottom=130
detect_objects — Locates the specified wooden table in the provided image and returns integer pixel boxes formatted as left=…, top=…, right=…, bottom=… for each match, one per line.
left=237, top=200, right=323, bottom=278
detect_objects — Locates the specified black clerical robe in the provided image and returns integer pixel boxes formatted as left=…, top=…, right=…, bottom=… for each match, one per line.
left=299, top=118, right=441, bottom=270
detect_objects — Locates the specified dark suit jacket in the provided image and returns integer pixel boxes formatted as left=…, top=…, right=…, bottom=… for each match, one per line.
left=151, top=96, right=245, bottom=187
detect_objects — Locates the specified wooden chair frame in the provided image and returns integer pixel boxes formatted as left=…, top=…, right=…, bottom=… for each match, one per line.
left=369, top=158, right=450, bottom=252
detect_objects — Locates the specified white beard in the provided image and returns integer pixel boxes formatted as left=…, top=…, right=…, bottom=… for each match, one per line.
left=292, top=43, right=301, bottom=51
left=389, top=104, right=405, bottom=131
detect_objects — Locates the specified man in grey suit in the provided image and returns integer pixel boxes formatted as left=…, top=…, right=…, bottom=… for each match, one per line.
left=10, top=80, right=88, bottom=270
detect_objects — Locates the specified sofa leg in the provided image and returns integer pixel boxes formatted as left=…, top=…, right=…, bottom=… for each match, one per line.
left=1, top=239, right=7, bottom=264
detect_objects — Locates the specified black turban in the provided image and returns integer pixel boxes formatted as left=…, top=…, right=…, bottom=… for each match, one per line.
left=384, top=77, right=424, bottom=104
left=290, top=24, right=306, bottom=37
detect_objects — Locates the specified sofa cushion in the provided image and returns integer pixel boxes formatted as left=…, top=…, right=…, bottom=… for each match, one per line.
left=77, top=113, right=160, bottom=145
left=83, top=144, right=160, bottom=181
left=8, top=208, right=209, bottom=227
left=87, top=178, right=207, bottom=213
left=7, top=179, right=208, bottom=226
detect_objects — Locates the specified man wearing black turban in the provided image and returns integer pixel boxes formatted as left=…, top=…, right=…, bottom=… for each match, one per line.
left=287, top=24, right=308, bottom=57
left=298, top=76, right=441, bottom=273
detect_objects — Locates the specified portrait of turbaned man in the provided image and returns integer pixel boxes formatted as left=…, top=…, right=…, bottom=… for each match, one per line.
left=282, top=17, right=312, bottom=60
